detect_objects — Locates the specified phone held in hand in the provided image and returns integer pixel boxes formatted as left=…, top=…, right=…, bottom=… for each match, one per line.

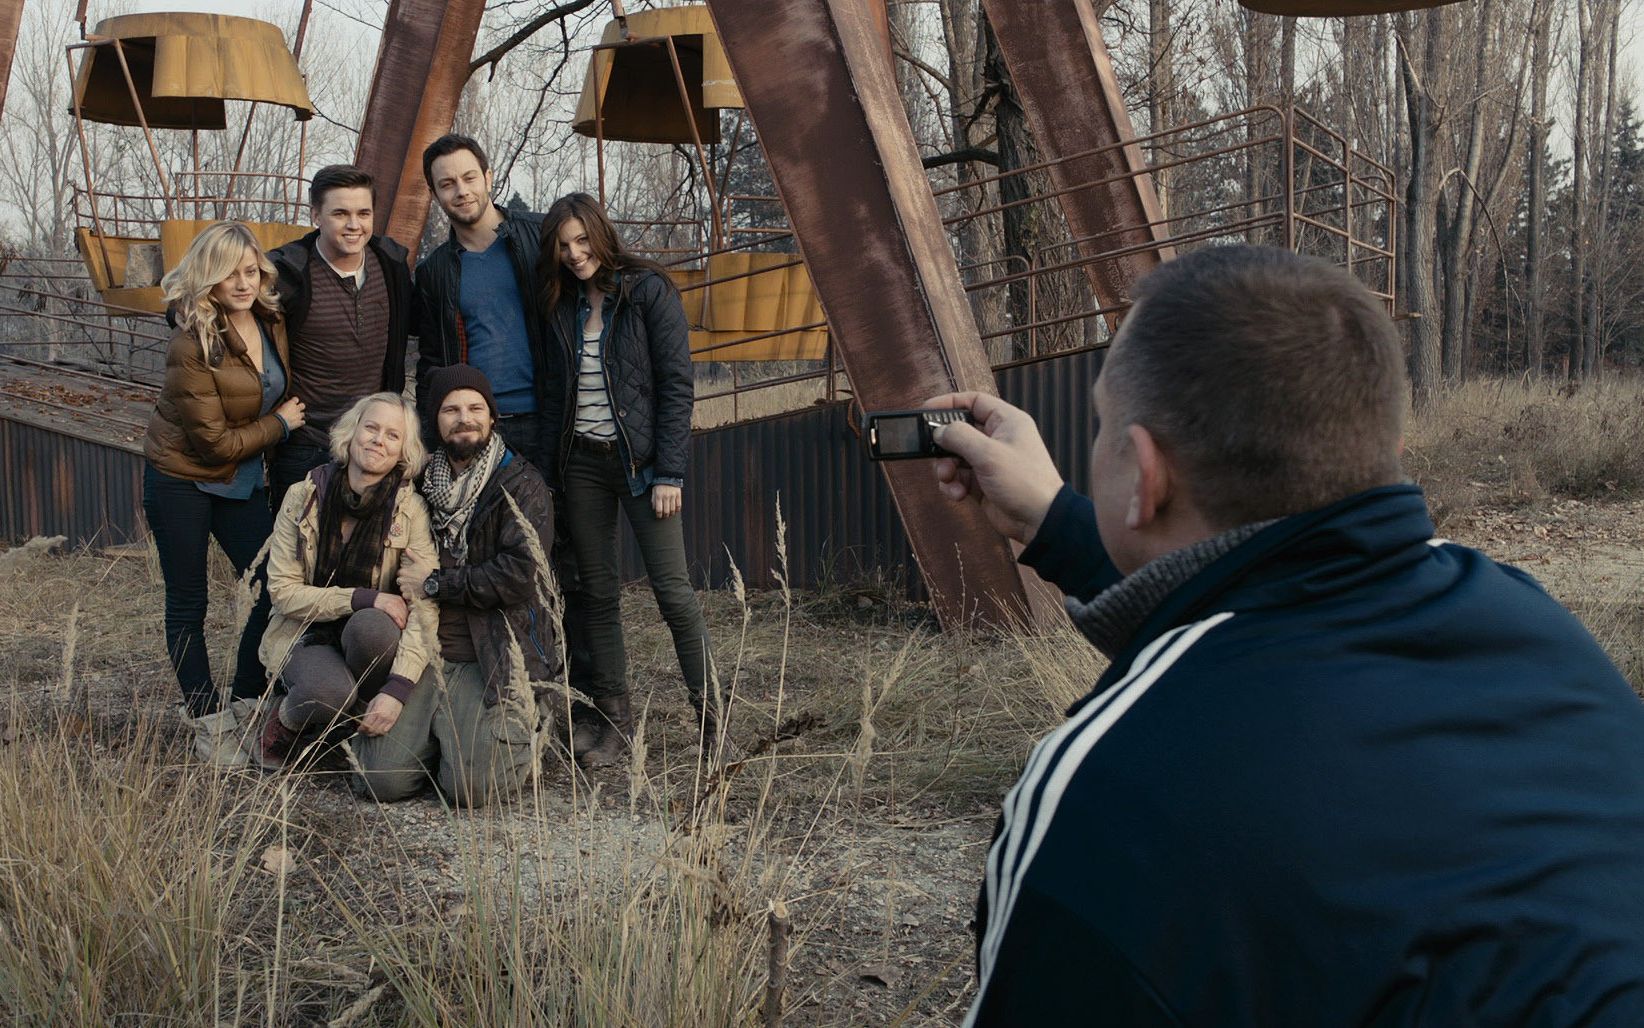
left=864, top=409, right=974, bottom=461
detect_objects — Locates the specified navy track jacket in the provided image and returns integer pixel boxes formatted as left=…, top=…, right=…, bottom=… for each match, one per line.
left=968, top=484, right=1644, bottom=1026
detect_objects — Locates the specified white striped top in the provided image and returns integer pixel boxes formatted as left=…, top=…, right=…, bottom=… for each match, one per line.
left=574, top=324, right=618, bottom=441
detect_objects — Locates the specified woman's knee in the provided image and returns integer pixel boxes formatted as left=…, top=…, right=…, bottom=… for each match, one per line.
left=343, top=607, right=401, bottom=653
left=343, top=608, right=401, bottom=678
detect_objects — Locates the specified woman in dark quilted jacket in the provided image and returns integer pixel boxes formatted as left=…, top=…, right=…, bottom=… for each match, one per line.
left=141, top=221, right=307, bottom=766
left=537, top=193, right=717, bottom=768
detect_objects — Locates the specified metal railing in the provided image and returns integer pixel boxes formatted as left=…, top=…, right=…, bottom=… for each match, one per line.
left=605, top=101, right=1398, bottom=417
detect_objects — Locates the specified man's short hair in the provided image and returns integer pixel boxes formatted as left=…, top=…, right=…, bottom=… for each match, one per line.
left=309, top=164, right=375, bottom=209
left=1104, top=245, right=1407, bottom=529
left=421, top=133, right=490, bottom=188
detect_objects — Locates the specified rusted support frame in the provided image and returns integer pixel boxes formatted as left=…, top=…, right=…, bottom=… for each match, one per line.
left=707, top=0, right=1061, bottom=631
left=0, top=0, right=22, bottom=120
left=978, top=0, right=1172, bottom=323
left=353, top=0, right=488, bottom=252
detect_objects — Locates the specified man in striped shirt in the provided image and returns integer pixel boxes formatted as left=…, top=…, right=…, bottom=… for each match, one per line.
left=929, top=246, right=1644, bottom=1025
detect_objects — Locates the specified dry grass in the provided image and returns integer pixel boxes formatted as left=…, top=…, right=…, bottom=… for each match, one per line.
left=0, top=537, right=1075, bottom=1024
left=1403, top=376, right=1644, bottom=527
left=3, top=375, right=1643, bottom=1022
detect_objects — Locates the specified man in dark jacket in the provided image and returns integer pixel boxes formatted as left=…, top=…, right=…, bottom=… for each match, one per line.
left=267, top=164, right=414, bottom=512
left=352, top=365, right=561, bottom=807
left=412, top=135, right=596, bottom=749
left=412, top=134, right=550, bottom=464
left=930, top=246, right=1644, bottom=1025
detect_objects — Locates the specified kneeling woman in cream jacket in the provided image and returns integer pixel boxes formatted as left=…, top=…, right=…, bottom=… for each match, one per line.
left=257, top=392, right=438, bottom=773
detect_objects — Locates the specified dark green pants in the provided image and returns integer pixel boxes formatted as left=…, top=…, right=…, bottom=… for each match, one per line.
left=350, top=661, right=537, bottom=808
left=561, top=443, right=712, bottom=703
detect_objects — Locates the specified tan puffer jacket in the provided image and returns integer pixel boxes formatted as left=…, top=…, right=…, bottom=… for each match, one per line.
left=259, top=468, right=439, bottom=701
left=143, top=314, right=291, bottom=482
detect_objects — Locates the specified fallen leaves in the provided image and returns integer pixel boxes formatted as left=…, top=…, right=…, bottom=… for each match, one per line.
left=261, top=845, right=296, bottom=876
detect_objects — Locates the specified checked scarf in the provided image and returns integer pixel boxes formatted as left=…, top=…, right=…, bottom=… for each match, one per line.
left=423, top=431, right=505, bottom=561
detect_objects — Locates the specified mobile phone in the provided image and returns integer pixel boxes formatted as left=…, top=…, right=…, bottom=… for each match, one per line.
left=864, top=408, right=974, bottom=461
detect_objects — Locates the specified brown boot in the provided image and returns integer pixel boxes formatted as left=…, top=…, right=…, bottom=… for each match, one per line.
left=569, top=714, right=604, bottom=759
left=256, top=711, right=301, bottom=772
left=578, top=694, right=632, bottom=768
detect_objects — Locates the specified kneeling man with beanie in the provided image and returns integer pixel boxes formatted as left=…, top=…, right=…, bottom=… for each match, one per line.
left=352, top=364, right=561, bottom=806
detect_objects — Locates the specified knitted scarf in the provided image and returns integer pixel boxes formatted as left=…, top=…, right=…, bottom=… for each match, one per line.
left=1066, top=520, right=1276, bottom=659
left=422, top=431, right=505, bottom=561
left=314, top=462, right=404, bottom=590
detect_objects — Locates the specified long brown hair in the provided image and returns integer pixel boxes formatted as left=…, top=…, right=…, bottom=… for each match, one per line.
left=536, top=192, right=672, bottom=313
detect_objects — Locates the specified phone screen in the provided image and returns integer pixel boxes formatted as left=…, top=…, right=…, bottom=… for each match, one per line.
left=875, top=415, right=925, bottom=456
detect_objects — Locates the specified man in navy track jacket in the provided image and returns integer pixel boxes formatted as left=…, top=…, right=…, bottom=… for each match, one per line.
left=930, top=245, right=1644, bottom=1026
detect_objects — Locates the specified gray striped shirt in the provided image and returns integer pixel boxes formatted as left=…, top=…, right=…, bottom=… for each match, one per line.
left=574, top=325, right=618, bottom=441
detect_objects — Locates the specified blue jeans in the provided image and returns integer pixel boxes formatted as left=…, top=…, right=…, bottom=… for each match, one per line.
left=143, top=464, right=275, bottom=716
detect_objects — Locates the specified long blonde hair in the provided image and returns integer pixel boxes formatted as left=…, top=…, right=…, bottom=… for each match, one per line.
left=160, top=221, right=281, bottom=360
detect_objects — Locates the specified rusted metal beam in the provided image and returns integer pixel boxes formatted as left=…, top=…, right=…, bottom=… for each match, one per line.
left=979, top=0, right=1172, bottom=316
left=0, top=0, right=22, bottom=120
left=353, top=0, right=486, bottom=251
left=707, top=0, right=1061, bottom=631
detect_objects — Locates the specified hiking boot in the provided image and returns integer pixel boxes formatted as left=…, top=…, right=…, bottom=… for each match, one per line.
left=257, top=710, right=301, bottom=772
left=569, top=713, right=605, bottom=759
left=180, top=706, right=250, bottom=768
left=578, top=694, right=632, bottom=768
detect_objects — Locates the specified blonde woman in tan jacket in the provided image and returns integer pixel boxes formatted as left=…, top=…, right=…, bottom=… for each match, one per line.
left=142, top=221, right=306, bottom=766
left=256, top=392, right=439, bottom=778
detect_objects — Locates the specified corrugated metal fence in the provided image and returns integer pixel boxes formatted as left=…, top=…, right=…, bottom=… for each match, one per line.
left=0, top=417, right=146, bottom=547
left=624, top=346, right=1104, bottom=591
left=1, top=346, right=1105, bottom=594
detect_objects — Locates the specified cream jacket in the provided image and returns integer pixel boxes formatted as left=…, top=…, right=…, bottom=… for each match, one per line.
left=259, top=470, right=438, bottom=693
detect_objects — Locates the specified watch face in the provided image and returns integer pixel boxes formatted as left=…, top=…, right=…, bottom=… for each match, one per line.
left=424, top=574, right=438, bottom=596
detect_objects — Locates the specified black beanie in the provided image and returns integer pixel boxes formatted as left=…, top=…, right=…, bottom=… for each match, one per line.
left=424, top=363, right=498, bottom=422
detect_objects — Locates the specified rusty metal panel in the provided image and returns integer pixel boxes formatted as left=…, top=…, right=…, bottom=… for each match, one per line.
left=0, top=0, right=23, bottom=120
left=706, top=0, right=1060, bottom=630
left=979, top=0, right=1171, bottom=313
left=0, top=414, right=146, bottom=547
left=353, top=0, right=487, bottom=251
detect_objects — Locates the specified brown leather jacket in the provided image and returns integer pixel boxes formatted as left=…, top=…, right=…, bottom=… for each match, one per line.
left=143, top=313, right=291, bottom=482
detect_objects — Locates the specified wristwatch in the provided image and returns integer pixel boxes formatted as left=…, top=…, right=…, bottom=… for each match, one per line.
left=422, top=571, right=440, bottom=598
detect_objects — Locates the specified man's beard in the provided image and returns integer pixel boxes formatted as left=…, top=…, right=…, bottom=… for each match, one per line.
left=445, top=202, right=486, bottom=227
left=444, top=427, right=491, bottom=462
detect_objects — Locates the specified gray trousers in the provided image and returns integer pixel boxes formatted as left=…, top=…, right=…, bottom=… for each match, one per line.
left=562, top=443, right=713, bottom=703
left=350, top=660, right=537, bottom=808
left=277, top=608, right=401, bottom=731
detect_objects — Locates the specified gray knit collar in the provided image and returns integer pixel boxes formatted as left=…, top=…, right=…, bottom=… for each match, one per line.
left=1068, top=521, right=1276, bottom=659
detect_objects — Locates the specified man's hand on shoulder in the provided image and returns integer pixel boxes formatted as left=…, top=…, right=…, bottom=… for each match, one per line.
left=925, top=392, right=1065, bottom=546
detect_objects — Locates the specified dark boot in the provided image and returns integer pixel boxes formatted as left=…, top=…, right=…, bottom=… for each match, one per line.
left=569, top=714, right=604, bottom=759
left=578, top=694, right=632, bottom=768
left=694, top=697, right=720, bottom=748
left=256, top=711, right=301, bottom=772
